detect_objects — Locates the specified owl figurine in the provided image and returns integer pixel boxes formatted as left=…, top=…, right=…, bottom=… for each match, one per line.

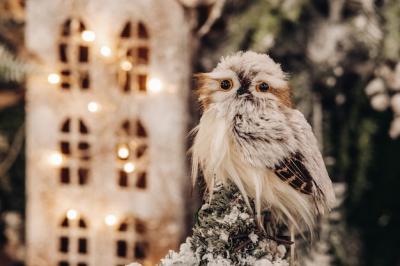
left=191, top=51, right=335, bottom=235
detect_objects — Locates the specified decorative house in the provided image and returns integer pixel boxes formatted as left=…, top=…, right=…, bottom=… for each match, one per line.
left=25, top=0, right=191, bottom=265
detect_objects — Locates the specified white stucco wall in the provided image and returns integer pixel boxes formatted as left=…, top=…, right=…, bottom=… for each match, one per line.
left=25, top=0, right=191, bottom=265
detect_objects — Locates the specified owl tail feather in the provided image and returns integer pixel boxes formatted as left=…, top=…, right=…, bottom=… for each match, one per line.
left=192, top=150, right=316, bottom=239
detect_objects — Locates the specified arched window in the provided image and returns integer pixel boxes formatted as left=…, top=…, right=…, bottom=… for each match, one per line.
left=117, top=21, right=150, bottom=93
left=59, top=118, right=90, bottom=185
left=57, top=213, right=89, bottom=266
left=58, top=18, right=91, bottom=91
left=114, top=216, right=149, bottom=266
left=115, top=119, right=148, bottom=189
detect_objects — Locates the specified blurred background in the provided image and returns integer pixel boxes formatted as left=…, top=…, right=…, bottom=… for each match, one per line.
left=1, top=0, right=400, bottom=265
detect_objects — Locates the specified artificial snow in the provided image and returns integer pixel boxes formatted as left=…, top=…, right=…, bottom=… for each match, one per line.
left=249, top=232, right=258, bottom=243
left=219, top=230, right=229, bottom=242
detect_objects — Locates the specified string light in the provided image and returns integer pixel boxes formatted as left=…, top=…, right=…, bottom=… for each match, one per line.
left=47, top=73, right=60, bottom=84
left=100, top=46, right=112, bottom=57
left=49, top=152, right=63, bottom=166
left=117, top=144, right=130, bottom=159
left=148, top=78, right=163, bottom=94
left=123, top=162, right=136, bottom=173
left=66, top=209, right=78, bottom=220
left=105, top=214, right=117, bottom=226
left=120, top=60, right=133, bottom=71
left=81, top=30, right=96, bottom=42
left=87, top=101, right=100, bottom=113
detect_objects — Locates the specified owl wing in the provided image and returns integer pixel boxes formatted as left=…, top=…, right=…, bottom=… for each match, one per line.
left=233, top=107, right=335, bottom=207
left=273, top=152, right=314, bottom=195
left=271, top=109, right=335, bottom=207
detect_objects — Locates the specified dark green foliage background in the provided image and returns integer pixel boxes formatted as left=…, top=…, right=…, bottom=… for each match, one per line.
left=0, top=102, right=25, bottom=259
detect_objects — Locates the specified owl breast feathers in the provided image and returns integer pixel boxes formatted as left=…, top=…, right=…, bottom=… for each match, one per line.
left=191, top=51, right=336, bottom=234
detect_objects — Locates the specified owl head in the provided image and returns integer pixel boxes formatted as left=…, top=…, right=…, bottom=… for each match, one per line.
left=195, top=51, right=292, bottom=109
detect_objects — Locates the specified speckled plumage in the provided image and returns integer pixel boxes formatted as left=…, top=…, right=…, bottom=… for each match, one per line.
left=191, top=51, right=335, bottom=234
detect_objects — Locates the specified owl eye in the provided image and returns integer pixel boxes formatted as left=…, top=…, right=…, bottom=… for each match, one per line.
left=256, top=82, right=270, bottom=92
left=220, top=79, right=233, bottom=90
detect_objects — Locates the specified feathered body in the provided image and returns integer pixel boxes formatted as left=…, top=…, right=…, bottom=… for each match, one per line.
left=191, top=51, right=335, bottom=234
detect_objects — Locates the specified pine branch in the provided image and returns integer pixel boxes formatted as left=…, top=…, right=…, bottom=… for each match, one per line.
left=158, top=182, right=289, bottom=266
left=0, top=45, right=29, bottom=83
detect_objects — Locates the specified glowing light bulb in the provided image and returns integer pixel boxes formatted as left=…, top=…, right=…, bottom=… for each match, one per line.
left=123, top=162, right=136, bottom=173
left=67, top=209, right=78, bottom=220
left=148, top=78, right=162, bottom=94
left=105, top=214, right=117, bottom=226
left=100, top=46, right=112, bottom=57
left=117, top=144, right=130, bottom=159
left=48, top=73, right=60, bottom=84
left=49, top=152, right=63, bottom=166
left=120, top=60, right=133, bottom=71
left=87, top=101, right=100, bottom=113
left=81, top=30, right=96, bottom=42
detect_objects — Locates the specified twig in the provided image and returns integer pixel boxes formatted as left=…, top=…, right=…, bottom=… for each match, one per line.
left=0, top=123, right=25, bottom=178
left=234, top=239, right=252, bottom=252
left=0, top=91, right=23, bottom=110
left=196, top=0, right=226, bottom=38
left=266, top=235, right=294, bottom=246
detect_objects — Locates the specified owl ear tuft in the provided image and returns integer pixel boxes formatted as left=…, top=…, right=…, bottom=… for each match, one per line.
left=193, top=73, right=213, bottom=110
left=193, top=73, right=211, bottom=91
left=269, top=85, right=293, bottom=108
left=193, top=73, right=208, bottom=78
left=193, top=72, right=210, bottom=82
left=282, top=85, right=293, bottom=108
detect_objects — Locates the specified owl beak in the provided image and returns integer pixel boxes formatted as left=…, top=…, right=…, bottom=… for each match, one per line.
left=237, top=86, right=249, bottom=95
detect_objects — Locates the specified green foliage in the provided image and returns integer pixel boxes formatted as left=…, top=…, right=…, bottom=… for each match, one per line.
left=382, top=1, right=400, bottom=60
left=347, top=110, right=400, bottom=266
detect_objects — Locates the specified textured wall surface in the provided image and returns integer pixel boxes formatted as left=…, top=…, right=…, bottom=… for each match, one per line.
left=25, top=0, right=190, bottom=265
